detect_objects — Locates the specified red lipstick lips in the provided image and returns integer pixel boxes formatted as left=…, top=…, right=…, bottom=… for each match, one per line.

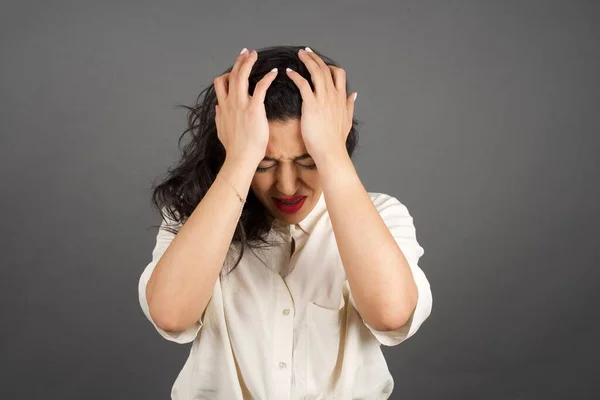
left=273, top=196, right=306, bottom=214
left=277, top=196, right=304, bottom=202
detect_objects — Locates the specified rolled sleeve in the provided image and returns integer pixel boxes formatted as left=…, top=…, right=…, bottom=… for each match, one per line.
left=348, top=193, right=433, bottom=346
left=138, top=209, right=203, bottom=344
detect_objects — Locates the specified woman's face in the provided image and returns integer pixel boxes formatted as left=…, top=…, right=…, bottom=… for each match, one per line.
left=250, top=118, right=322, bottom=225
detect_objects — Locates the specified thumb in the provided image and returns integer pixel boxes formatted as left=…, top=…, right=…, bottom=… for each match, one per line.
left=215, top=104, right=221, bottom=132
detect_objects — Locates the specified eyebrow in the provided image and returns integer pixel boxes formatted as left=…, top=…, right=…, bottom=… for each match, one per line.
left=261, top=153, right=312, bottom=162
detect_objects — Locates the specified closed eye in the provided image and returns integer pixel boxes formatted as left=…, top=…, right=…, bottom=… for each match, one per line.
left=256, top=163, right=317, bottom=172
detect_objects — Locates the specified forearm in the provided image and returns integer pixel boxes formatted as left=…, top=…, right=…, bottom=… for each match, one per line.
left=147, top=156, right=257, bottom=332
left=316, top=150, right=418, bottom=331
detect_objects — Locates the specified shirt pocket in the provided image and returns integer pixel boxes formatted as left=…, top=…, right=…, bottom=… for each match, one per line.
left=305, top=297, right=345, bottom=397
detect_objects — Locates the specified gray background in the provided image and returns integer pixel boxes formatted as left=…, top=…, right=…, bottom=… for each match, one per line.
left=1, top=0, right=598, bottom=399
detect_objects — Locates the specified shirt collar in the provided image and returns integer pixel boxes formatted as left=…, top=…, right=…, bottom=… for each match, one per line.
left=272, top=191, right=326, bottom=235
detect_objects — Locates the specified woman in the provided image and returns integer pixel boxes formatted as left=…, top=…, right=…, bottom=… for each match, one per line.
left=138, top=45, right=432, bottom=399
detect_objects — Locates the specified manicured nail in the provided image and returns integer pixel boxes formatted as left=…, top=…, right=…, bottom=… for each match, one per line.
left=298, top=48, right=305, bottom=53
left=305, top=47, right=313, bottom=52
left=354, top=92, right=358, bottom=101
left=286, top=68, right=293, bottom=73
left=271, top=68, right=278, bottom=73
left=240, top=48, right=248, bottom=55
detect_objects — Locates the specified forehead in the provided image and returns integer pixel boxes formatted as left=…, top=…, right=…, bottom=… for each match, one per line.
left=265, top=119, right=307, bottom=160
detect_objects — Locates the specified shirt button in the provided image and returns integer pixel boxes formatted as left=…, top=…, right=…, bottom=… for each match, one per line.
left=282, top=308, right=290, bottom=315
left=279, top=361, right=287, bottom=369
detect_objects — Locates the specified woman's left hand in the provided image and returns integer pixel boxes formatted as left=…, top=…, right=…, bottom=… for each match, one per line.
left=286, top=47, right=357, bottom=163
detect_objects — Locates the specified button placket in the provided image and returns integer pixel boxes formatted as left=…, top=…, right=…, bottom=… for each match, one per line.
left=271, top=278, right=294, bottom=399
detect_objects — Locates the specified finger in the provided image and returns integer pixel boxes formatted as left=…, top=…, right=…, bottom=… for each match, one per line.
left=213, top=72, right=230, bottom=103
left=214, top=104, right=221, bottom=131
left=347, top=92, right=357, bottom=120
left=230, top=47, right=250, bottom=78
left=303, top=48, right=335, bottom=91
left=298, top=49, right=325, bottom=95
left=328, top=66, right=346, bottom=93
left=251, top=68, right=279, bottom=105
left=234, top=49, right=258, bottom=100
left=286, top=67, right=315, bottom=103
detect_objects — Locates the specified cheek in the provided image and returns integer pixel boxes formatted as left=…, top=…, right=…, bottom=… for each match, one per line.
left=251, top=175, right=272, bottom=194
left=303, top=171, right=321, bottom=188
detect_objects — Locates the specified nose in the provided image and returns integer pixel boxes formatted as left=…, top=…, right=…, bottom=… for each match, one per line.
left=275, top=163, right=301, bottom=196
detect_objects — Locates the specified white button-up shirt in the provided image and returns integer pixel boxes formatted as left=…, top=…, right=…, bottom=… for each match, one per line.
left=138, top=191, right=433, bottom=399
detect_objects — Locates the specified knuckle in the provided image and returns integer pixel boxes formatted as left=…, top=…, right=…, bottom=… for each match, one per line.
left=235, top=69, right=247, bottom=80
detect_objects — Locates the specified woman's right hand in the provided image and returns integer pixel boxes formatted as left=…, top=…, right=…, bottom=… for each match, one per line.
left=213, top=48, right=278, bottom=165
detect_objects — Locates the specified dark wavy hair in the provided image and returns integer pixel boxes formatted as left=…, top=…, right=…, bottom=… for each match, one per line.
left=149, top=44, right=362, bottom=276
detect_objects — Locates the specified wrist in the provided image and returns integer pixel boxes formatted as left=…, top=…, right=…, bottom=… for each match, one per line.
left=224, top=152, right=259, bottom=167
left=313, top=147, right=351, bottom=168
left=220, top=156, right=258, bottom=187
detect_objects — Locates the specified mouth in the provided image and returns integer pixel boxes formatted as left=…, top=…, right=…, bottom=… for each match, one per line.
left=272, top=196, right=307, bottom=213
left=274, top=196, right=305, bottom=204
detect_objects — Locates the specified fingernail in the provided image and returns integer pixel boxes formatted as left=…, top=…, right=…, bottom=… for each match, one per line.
left=271, top=68, right=278, bottom=73
left=298, top=48, right=305, bottom=53
left=240, top=48, right=248, bottom=55
left=286, top=68, right=293, bottom=73
left=305, top=47, right=313, bottom=52
left=354, top=92, right=358, bottom=101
